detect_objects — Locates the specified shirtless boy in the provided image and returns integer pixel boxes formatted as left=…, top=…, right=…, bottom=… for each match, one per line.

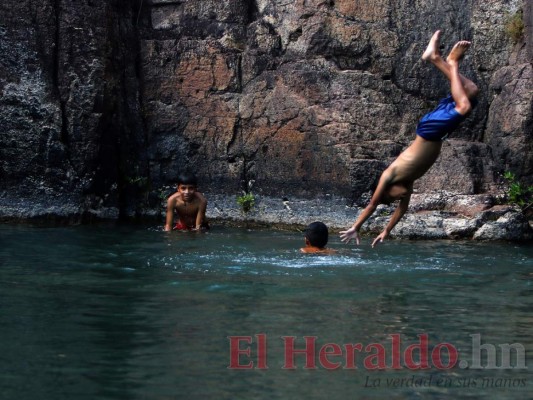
left=164, top=173, right=208, bottom=231
left=340, top=31, right=479, bottom=248
left=301, top=221, right=336, bottom=254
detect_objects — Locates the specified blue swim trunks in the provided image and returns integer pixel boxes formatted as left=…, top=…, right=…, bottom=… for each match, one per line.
left=416, top=95, right=466, bottom=141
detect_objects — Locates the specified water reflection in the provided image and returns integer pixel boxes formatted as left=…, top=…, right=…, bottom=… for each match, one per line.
left=0, top=225, right=531, bottom=399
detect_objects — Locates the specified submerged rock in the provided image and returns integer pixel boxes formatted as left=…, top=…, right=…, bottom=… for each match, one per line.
left=443, top=218, right=481, bottom=239
left=473, top=212, right=533, bottom=241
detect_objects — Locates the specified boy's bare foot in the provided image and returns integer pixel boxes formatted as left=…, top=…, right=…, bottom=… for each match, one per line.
left=421, top=30, right=441, bottom=62
left=446, top=40, right=471, bottom=64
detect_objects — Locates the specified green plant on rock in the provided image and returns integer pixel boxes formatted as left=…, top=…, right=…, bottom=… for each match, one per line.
left=503, top=171, right=533, bottom=211
left=237, top=192, right=256, bottom=213
left=125, top=176, right=148, bottom=187
left=505, top=9, right=524, bottom=43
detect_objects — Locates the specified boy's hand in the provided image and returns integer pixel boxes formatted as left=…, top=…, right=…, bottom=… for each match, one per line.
left=371, top=230, right=389, bottom=248
left=340, top=227, right=361, bottom=245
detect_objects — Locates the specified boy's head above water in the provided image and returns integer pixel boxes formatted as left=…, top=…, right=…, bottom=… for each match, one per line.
left=177, top=172, right=198, bottom=188
left=303, top=221, right=329, bottom=250
left=176, top=173, right=198, bottom=202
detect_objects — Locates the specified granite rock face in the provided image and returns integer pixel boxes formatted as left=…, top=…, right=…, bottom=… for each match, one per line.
left=140, top=0, right=532, bottom=198
left=0, top=0, right=146, bottom=219
left=0, top=0, right=531, bottom=238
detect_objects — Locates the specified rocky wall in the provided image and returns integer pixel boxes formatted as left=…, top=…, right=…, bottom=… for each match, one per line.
left=0, top=0, right=146, bottom=219
left=0, top=0, right=531, bottom=230
left=140, top=0, right=532, bottom=201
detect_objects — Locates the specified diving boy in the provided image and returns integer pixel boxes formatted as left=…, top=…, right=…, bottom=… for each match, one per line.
left=301, top=221, right=335, bottom=254
left=340, top=31, right=479, bottom=248
left=164, top=173, right=209, bottom=231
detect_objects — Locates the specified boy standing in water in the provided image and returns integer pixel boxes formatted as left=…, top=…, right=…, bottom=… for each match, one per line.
left=301, top=221, right=336, bottom=254
left=340, top=31, right=479, bottom=248
left=164, top=173, right=209, bottom=231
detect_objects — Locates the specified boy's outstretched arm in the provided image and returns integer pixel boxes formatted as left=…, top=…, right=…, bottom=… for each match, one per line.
left=371, top=193, right=411, bottom=248
left=193, top=194, right=208, bottom=230
left=340, top=203, right=376, bottom=245
left=340, top=171, right=394, bottom=245
left=164, top=195, right=177, bottom=231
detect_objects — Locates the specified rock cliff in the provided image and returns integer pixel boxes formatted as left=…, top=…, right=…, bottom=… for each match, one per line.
left=0, top=0, right=531, bottom=238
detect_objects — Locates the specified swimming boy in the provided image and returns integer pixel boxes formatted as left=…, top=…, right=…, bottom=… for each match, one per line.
left=340, top=31, right=479, bottom=248
left=301, top=221, right=336, bottom=254
left=164, top=173, right=209, bottom=231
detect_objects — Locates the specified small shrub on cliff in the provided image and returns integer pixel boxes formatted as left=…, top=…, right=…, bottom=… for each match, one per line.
left=125, top=175, right=148, bottom=187
left=505, top=9, right=524, bottom=43
left=237, top=192, right=256, bottom=214
left=503, top=171, right=533, bottom=211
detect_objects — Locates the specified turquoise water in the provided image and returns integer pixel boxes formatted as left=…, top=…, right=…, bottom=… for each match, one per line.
left=0, top=224, right=532, bottom=400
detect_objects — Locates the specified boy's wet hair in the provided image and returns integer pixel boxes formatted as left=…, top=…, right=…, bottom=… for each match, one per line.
left=305, top=221, right=329, bottom=248
left=177, top=172, right=198, bottom=186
